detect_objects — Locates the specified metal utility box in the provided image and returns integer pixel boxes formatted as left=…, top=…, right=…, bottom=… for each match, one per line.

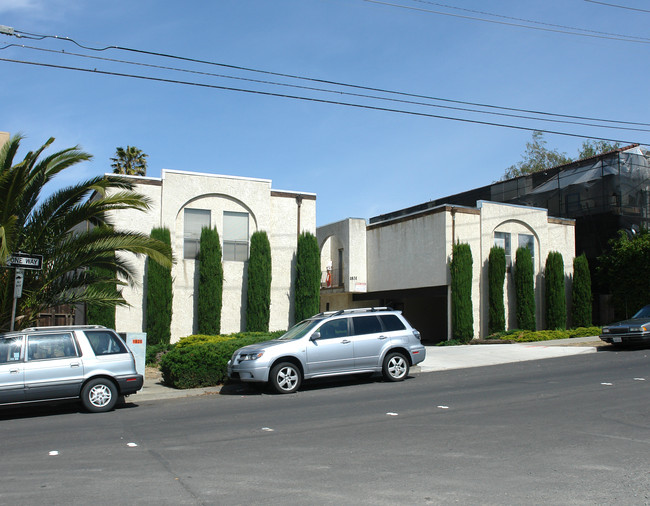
left=121, top=332, right=146, bottom=377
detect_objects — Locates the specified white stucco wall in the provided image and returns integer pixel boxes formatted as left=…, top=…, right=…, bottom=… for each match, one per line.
left=109, top=170, right=316, bottom=342
left=367, top=209, right=449, bottom=292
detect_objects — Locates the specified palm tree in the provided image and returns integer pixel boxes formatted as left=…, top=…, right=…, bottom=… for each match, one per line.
left=110, top=145, right=148, bottom=176
left=0, top=134, right=172, bottom=330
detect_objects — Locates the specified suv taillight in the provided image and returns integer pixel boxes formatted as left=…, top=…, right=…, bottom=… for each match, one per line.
left=413, top=330, right=421, bottom=341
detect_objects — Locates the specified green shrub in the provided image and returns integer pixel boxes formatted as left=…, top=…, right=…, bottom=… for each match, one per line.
left=487, top=326, right=601, bottom=342
left=436, top=339, right=467, bottom=346
left=572, top=254, right=592, bottom=327
left=488, top=246, right=506, bottom=334
left=450, top=242, right=473, bottom=343
left=295, top=231, right=320, bottom=322
left=545, top=251, right=566, bottom=330
left=146, top=227, right=173, bottom=345
left=515, top=246, right=536, bottom=331
left=197, top=227, right=223, bottom=335
left=160, top=333, right=278, bottom=389
left=246, top=231, right=272, bottom=332
left=146, top=343, right=175, bottom=366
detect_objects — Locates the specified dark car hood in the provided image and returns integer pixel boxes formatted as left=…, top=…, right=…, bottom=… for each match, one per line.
left=606, top=317, right=650, bottom=327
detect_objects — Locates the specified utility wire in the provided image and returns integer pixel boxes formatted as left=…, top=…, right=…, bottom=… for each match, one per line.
left=407, top=0, right=650, bottom=41
left=584, top=0, right=650, bottom=13
left=6, top=43, right=650, bottom=134
left=0, top=56, right=643, bottom=145
left=5, top=27, right=650, bottom=128
left=362, top=0, right=650, bottom=44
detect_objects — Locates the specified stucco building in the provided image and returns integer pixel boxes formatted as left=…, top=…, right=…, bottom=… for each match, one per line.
left=318, top=201, right=575, bottom=343
left=107, top=169, right=316, bottom=342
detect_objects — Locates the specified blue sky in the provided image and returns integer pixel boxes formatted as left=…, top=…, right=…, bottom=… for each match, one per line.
left=2, top=0, right=649, bottom=226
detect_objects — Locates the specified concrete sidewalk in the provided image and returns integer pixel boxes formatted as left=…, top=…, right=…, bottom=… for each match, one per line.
left=131, top=336, right=605, bottom=403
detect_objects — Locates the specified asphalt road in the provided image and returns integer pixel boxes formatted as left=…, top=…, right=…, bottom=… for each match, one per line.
left=1, top=347, right=649, bottom=505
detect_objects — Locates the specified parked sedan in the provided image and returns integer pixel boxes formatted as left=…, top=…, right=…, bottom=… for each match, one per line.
left=600, top=304, right=650, bottom=346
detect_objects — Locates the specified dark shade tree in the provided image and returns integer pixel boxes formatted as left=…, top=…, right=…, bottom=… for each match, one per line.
left=597, top=229, right=650, bottom=319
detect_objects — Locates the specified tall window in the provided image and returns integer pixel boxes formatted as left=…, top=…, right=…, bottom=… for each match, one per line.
left=223, top=211, right=249, bottom=261
left=184, top=209, right=210, bottom=259
left=518, top=233, right=535, bottom=265
left=494, top=231, right=511, bottom=265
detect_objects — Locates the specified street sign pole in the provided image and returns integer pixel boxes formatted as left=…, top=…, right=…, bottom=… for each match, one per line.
left=10, top=268, right=24, bottom=332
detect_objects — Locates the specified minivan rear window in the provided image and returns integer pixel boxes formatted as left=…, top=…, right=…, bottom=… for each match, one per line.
left=85, top=330, right=128, bottom=355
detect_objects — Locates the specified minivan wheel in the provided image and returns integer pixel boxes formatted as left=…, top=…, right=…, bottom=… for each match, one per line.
left=382, top=352, right=409, bottom=382
left=269, top=362, right=302, bottom=394
left=81, top=378, right=118, bottom=412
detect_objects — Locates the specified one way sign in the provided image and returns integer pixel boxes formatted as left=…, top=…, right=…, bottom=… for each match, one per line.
left=6, top=253, right=43, bottom=270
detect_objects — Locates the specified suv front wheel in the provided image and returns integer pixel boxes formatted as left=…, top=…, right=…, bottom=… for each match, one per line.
left=269, top=362, right=302, bottom=394
left=81, top=378, right=118, bottom=412
left=382, top=352, right=409, bottom=382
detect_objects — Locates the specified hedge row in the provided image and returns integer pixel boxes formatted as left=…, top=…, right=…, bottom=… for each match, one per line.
left=158, top=331, right=284, bottom=389
left=487, top=326, right=601, bottom=343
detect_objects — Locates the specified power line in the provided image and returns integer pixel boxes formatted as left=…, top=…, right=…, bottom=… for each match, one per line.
left=0, top=56, right=644, bottom=145
left=406, top=0, right=650, bottom=41
left=584, top=0, right=650, bottom=13
left=6, top=43, right=650, bottom=134
left=6, top=27, right=650, bottom=128
left=361, top=0, right=650, bottom=44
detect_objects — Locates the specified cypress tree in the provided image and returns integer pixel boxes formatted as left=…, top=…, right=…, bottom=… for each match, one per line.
left=545, top=251, right=566, bottom=330
left=488, top=246, right=506, bottom=334
left=197, top=227, right=223, bottom=335
left=572, top=254, right=592, bottom=327
left=450, top=242, right=473, bottom=342
left=146, top=227, right=173, bottom=345
left=514, top=246, right=536, bottom=331
left=246, top=231, right=272, bottom=332
left=295, top=231, right=320, bottom=322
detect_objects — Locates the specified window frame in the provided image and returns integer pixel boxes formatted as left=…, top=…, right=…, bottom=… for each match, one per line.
left=183, top=208, right=211, bottom=260
left=223, top=211, right=249, bottom=262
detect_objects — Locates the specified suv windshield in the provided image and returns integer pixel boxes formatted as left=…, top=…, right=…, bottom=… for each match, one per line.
left=277, top=319, right=320, bottom=341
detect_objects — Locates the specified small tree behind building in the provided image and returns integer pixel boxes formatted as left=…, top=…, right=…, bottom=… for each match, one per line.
left=572, top=254, right=592, bottom=327
left=197, top=227, right=223, bottom=335
left=488, top=246, right=506, bottom=334
left=146, top=227, right=173, bottom=345
left=450, top=242, right=473, bottom=342
left=295, top=232, right=320, bottom=322
left=515, top=247, right=536, bottom=331
left=246, top=231, right=272, bottom=332
left=545, top=251, right=566, bottom=330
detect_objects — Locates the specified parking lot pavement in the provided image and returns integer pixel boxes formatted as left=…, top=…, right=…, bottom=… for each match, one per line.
left=132, top=336, right=604, bottom=402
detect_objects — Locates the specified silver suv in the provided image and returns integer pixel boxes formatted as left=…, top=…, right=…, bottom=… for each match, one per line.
left=0, top=325, right=143, bottom=412
left=228, top=307, right=426, bottom=393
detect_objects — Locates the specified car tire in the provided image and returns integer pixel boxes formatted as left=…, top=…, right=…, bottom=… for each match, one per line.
left=81, top=378, right=118, bottom=412
left=269, top=362, right=302, bottom=394
left=382, top=352, right=409, bottom=382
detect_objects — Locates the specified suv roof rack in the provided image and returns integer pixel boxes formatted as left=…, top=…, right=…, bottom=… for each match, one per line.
left=314, top=307, right=393, bottom=318
left=22, top=325, right=108, bottom=332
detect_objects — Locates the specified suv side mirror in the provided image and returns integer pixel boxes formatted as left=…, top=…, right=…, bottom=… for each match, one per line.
left=310, top=331, right=321, bottom=341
